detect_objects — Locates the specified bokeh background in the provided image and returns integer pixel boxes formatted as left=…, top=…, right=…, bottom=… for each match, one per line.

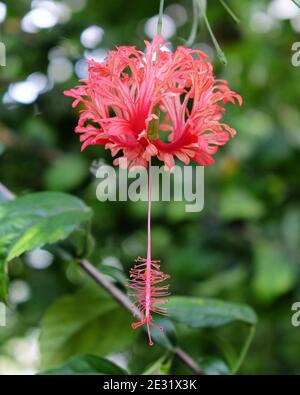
left=0, top=0, right=300, bottom=374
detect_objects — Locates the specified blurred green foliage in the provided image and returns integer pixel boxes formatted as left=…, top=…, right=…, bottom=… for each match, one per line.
left=0, top=0, right=300, bottom=375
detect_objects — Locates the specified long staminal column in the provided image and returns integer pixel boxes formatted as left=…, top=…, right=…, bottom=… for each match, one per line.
left=127, top=160, right=170, bottom=345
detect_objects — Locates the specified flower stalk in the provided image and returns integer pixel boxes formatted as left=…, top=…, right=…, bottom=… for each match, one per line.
left=219, top=0, right=240, bottom=24
left=198, top=1, right=227, bottom=65
left=157, top=0, right=165, bottom=35
left=128, top=159, right=170, bottom=346
left=186, top=0, right=200, bottom=47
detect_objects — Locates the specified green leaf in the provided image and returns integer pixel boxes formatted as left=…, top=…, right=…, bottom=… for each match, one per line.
left=166, top=297, right=257, bottom=373
left=0, top=192, right=92, bottom=301
left=0, top=268, right=8, bottom=304
left=252, top=242, right=296, bottom=303
left=68, top=225, right=95, bottom=259
left=281, top=206, right=300, bottom=250
left=166, top=296, right=257, bottom=328
left=40, top=284, right=134, bottom=370
left=44, top=154, right=88, bottom=191
left=220, top=188, right=265, bottom=221
left=207, top=334, right=237, bottom=371
left=21, top=117, right=57, bottom=146
left=142, top=354, right=172, bottom=375
left=199, top=356, right=231, bottom=375
left=40, top=354, right=127, bottom=375
left=98, top=264, right=127, bottom=286
left=150, top=317, right=177, bottom=350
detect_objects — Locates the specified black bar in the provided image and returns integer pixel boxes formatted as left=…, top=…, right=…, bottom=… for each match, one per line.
left=0, top=375, right=296, bottom=393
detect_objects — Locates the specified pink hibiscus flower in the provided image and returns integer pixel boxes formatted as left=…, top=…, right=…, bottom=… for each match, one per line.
left=64, top=35, right=241, bottom=170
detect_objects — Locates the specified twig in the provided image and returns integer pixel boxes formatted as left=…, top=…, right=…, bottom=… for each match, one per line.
left=78, top=258, right=141, bottom=318
left=0, top=182, right=205, bottom=375
left=173, top=346, right=205, bottom=375
left=291, top=0, right=300, bottom=9
left=0, top=182, right=15, bottom=200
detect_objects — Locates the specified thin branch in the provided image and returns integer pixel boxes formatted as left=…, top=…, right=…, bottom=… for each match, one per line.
left=78, top=258, right=141, bottom=318
left=0, top=182, right=15, bottom=200
left=0, top=182, right=205, bottom=375
left=173, top=346, right=205, bottom=375
left=291, top=0, right=300, bottom=9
